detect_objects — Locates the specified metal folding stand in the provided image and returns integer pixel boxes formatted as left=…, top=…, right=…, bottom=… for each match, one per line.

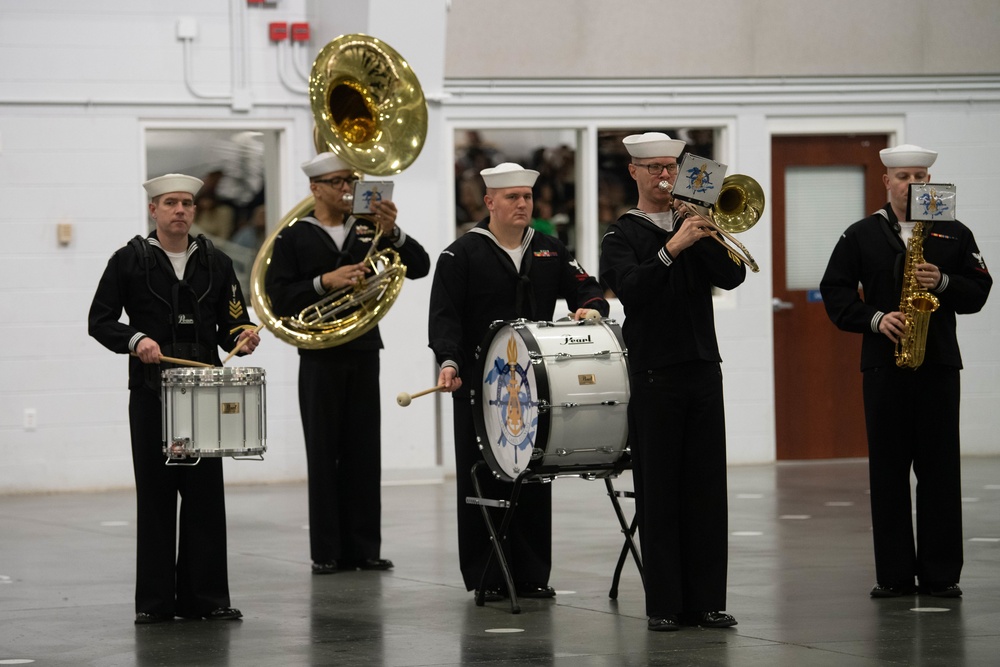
left=466, top=459, right=526, bottom=614
left=604, top=476, right=643, bottom=599
left=466, top=460, right=645, bottom=613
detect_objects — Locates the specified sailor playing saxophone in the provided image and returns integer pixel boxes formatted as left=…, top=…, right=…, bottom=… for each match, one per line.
left=820, top=144, right=991, bottom=599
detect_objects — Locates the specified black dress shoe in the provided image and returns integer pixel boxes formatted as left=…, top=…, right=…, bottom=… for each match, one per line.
left=311, top=561, right=340, bottom=575
left=870, top=583, right=915, bottom=598
left=681, top=611, right=737, bottom=628
left=516, top=583, right=556, bottom=598
left=205, top=607, right=242, bottom=621
left=475, top=586, right=507, bottom=602
left=922, top=583, right=963, bottom=598
left=647, top=615, right=680, bottom=632
left=178, top=607, right=243, bottom=621
left=134, top=612, right=173, bottom=625
left=353, top=558, right=394, bottom=571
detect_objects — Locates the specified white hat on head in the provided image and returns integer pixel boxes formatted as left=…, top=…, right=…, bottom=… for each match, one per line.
left=301, top=152, right=351, bottom=177
left=143, top=174, right=204, bottom=199
left=622, top=132, right=686, bottom=159
left=480, top=162, right=540, bottom=189
left=880, top=144, right=937, bottom=168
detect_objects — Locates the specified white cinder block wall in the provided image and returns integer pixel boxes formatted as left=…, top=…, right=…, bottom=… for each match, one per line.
left=1, top=0, right=998, bottom=493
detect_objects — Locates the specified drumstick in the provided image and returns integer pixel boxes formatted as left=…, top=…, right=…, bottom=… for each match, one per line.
left=221, top=324, right=265, bottom=365
left=130, top=353, right=214, bottom=368
left=397, top=386, right=444, bottom=407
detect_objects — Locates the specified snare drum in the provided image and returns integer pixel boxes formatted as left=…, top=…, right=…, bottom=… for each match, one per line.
left=472, top=319, right=629, bottom=482
left=161, top=367, right=267, bottom=461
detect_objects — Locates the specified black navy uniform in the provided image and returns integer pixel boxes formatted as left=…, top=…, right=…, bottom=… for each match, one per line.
left=600, top=209, right=745, bottom=618
left=266, top=214, right=430, bottom=567
left=88, top=231, right=257, bottom=618
left=429, top=219, right=609, bottom=592
left=820, top=204, right=991, bottom=590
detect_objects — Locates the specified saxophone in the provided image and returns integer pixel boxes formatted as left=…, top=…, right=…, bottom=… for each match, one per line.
left=895, top=221, right=940, bottom=368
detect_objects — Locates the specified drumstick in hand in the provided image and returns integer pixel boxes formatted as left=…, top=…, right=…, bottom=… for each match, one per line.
left=567, top=309, right=602, bottom=321
left=130, top=353, right=214, bottom=368
left=397, top=386, right=444, bottom=407
left=221, top=324, right=265, bottom=366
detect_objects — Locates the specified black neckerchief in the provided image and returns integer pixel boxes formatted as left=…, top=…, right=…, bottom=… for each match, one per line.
left=469, top=218, right=537, bottom=318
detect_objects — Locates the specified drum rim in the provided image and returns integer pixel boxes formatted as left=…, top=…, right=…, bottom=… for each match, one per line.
left=161, top=366, right=266, bottom=386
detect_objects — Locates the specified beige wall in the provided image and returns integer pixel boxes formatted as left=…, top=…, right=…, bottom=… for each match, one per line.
left=446, top=0, right=1000, bottom=78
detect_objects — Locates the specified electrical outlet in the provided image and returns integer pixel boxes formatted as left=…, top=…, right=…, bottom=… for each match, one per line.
left=24, top=408, right=37, bottom=431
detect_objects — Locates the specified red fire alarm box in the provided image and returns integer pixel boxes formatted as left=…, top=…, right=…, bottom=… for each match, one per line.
left=291, top=22, right=310, bottom=42
left=269, top=22, right=288, bottom=42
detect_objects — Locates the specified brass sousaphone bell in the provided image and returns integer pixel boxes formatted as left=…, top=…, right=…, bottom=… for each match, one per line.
left=250, top=34, right=428, bottom=349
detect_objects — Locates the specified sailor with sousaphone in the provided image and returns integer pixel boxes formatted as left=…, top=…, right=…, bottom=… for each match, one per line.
left=257, top=34, right=432, bottom=575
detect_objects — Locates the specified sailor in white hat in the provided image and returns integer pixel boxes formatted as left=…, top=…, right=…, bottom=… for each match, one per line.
left=621, top=131, right=719, bottom=247
left=821, top=141, right=992, bottom=601
left=623, top=132, right=689, bottom=223
left=600, top=131, right=746, bottom=633
left=880, top=143, right=937, bottom=226
left=476, top=162, right=541, bottom=251
left=142, top=173, right=204, bottom=253
left=266, top=152, right=431, bottom=577
left=299, top=151, right=402, bottom=250
left=89, top=170, right=261, bottom=625
left=429, top=160, right=609, bottom=601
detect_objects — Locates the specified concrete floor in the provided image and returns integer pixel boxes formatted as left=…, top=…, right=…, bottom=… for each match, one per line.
left=1, top=458, right=999, bottom=666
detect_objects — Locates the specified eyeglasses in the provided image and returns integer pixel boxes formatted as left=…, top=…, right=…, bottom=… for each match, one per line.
left=633, top=162, right=679, bottom=175
left=313, top=176, right=359, bottom=188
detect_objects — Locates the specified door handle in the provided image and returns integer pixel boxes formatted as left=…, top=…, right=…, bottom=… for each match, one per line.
left=772, top=298, right=795, bottom=312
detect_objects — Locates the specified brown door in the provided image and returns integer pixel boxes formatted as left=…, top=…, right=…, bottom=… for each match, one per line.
left=771, top=135, right=888, bottom=459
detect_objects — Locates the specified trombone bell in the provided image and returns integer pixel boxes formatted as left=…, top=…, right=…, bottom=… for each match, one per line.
left=707, top=174, right=764, bottom=273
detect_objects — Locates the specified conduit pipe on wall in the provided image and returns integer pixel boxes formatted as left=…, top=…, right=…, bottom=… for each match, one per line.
left=277, top=40, right=309, bottom=96
left=290, top=41, right=312, bottom=83
left=181, top=0, right=254, bottom=110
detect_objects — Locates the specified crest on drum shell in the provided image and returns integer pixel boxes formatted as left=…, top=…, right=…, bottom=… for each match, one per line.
left=484, top=333, right=538, bottom=462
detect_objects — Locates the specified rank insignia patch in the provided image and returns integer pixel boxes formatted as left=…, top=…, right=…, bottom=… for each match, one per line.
left=229, top=284, right=244, bottom=319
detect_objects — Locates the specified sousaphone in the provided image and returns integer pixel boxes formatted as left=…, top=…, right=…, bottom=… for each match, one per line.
left=250, top=34, right=427, bottom=349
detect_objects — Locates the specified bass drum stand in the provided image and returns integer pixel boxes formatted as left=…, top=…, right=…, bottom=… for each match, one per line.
left=466, top=458, right=644, bottom=614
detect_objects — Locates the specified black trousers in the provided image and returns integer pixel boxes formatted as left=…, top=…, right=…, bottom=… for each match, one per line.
left=452, top=396, right=552, bottom=592
left=863, top=364, right=963, bottom=588
left=129, top=389, right=231, bottom=617
left=628, top=361, right=729, bottom=617
left=298, top=349, right=383, bottom=564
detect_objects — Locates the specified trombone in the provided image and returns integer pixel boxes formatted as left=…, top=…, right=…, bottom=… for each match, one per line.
left=675, top=174, right=764, bottom=273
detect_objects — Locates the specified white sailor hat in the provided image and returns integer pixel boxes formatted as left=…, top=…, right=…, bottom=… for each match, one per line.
left=622, top=132, right=686, bottom=159
left=301, top=152, right=351, bottom=177
left=880, top=144, right=937, bottom=168
left=142, top=174, right=204, bottom=199
left=480, top=162, right=540, bottom=188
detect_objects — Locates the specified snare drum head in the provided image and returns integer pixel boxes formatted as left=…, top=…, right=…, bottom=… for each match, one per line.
left=477, top=323, right=539, bottom=481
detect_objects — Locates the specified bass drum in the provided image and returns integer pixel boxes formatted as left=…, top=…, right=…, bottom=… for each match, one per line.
left=471, top=319, right=630, bottom=482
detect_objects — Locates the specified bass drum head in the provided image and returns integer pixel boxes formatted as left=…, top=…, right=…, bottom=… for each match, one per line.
left=472, top=321, right=544, bottom=482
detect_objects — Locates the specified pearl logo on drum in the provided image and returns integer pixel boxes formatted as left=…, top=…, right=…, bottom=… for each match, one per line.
left=561, top=334, right=593, bottom=345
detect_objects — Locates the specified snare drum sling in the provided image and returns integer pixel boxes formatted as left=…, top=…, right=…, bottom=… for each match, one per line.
left=88, top=231, right=258, bottom=617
